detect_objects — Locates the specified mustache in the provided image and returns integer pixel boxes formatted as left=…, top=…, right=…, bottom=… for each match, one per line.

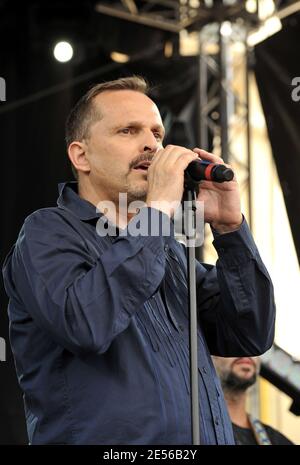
left=129, top=154, right=155, bottom=170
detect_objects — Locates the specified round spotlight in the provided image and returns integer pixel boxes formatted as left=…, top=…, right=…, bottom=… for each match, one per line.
left=53, top=41, right=73, bottom=63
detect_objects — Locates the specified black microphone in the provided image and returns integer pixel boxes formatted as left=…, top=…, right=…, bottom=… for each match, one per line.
left=185, top=159, right=234, bottom=183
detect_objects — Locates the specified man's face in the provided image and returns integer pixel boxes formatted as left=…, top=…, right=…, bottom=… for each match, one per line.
left=83, top=89, right=165, bottom=204
left=213, top=356, right=261, bottom=392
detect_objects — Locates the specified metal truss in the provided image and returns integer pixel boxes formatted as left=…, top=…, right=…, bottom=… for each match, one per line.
left=198, top=22, right=252, bottom=223
left=94, top=1, right=255, bottom=33
left=95, top=1, right=300, bottom=33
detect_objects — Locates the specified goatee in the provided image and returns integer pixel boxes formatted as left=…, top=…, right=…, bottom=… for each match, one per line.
left=222, top=372, right=257, bottom=393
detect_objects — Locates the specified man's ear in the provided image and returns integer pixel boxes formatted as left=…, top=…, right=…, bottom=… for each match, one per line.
left=68, top=141, right=90, bottom=175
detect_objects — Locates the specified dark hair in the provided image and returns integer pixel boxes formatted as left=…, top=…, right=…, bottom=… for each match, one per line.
left=65, top=76, right=149, bottom=179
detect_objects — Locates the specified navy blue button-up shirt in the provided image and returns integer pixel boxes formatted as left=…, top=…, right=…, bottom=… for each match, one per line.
left=2, top=182, right=275, bottom=445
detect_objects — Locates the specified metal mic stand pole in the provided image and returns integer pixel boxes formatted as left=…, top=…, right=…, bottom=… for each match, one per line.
left=183, top=162, right=234, bottom=444
left=183, top=177, right=201, bottom=445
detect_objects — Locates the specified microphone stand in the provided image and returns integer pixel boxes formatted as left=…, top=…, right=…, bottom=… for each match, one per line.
left=183, top=174, right=201, bottom=445
left=183, top=161, right=233, bottom=444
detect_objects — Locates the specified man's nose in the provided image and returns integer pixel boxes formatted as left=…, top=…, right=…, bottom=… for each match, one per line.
left=141, top=131, right=161, bottom=153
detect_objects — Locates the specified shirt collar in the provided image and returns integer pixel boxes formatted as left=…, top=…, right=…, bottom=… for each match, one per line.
left=57, top=181, right=102, bottom=221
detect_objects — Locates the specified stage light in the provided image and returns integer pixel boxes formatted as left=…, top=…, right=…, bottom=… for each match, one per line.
left=220, top=21, right=232, bottom=37
left=53, top=41, right=73, bottom=63
left=248, top=16, right=282, bottom=46
left=245, top=0, right=257, bottom=14
left=110, top=51, right=130, bottom=63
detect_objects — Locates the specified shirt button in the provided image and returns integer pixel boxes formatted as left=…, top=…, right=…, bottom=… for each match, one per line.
left=214, top=416, right=219, bottom=426
left=202, top=367, right=207, bottom=374
left=179, top=325, right=184, bottom=332
left=164, top=244, right=169, bottom=252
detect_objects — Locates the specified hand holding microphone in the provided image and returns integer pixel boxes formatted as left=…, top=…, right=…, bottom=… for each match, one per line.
left=146, top=145, right=240, bottom=230
left=192, top=147, right=242, bottom=232
left=185, top=159, right=234, bottom=183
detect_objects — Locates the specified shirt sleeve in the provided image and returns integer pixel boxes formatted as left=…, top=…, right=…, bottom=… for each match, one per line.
left=196, top=218, right=276, bottom=356
left=4, top=207, right=172, bottom=355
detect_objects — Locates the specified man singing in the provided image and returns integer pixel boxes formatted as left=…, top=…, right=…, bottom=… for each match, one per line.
left=2, top=76, right=275, bottom=445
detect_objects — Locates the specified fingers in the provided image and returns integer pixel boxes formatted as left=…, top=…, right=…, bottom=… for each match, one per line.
left=152, top=145, right=199, bottom=172
left=193, top=148, right=235, bottom=176
left=146, top=145, right=200, bottom=217
left=152, top=145, right=235, bottom=178
left=173, top=150, right=199, bottom=171
left=192, top=148, right=224, bottom=165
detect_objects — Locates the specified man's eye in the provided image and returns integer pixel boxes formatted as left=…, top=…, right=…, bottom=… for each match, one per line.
left=120, top=128, right=132, bottom=134
left=154, top=132, right=163, bottom=140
